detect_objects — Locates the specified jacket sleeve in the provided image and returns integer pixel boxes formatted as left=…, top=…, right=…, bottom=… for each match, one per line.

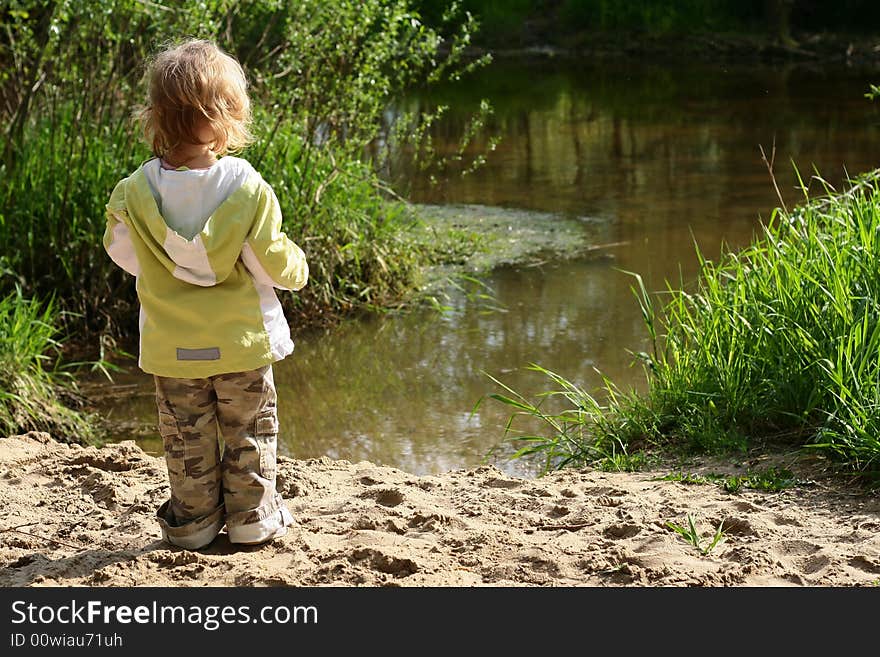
left=103, top=179, right=140, bottom=277
left=240, top=182, right=308, bottom=291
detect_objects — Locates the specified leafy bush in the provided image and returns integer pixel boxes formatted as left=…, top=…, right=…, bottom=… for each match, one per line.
left=0, top=0, right=488, bottom=339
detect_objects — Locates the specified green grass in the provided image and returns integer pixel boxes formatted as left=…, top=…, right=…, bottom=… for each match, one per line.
left=0, top=105, right=143, bottom=334
left=0, top=289, right=95, bottom=441
left=481, top=363, right=648, bottom=474
left=657, top=467, right=801, bottom=493
left=489, top=169, right=880, bottom=477
left=648, top=169, right=880, bottom=470
left=666, top=513, right=727, bottom=556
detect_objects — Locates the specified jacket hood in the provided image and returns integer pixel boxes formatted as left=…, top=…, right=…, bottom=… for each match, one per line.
left=106, top=160, right=266, bottom=288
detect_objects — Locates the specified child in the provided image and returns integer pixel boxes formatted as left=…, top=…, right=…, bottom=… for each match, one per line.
left=103, top=39, right=308, bottom=549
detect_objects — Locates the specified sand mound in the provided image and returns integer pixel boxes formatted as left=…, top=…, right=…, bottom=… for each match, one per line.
left=1, top=432, right=878, bottom=586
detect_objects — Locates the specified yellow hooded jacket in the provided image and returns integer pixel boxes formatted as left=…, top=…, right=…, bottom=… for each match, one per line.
left=103, top=158, right=308, bottom=378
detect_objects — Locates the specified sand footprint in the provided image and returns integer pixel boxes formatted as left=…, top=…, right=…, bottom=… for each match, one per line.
left=801, top=553, right=832, bottom=576
left=359, top=488, right=405, bottom=507
left=847, top=555, right=880, bottom=575
left=718, top=516, right=758, bottom=537
left=603, top=523, right=642, bottom=540
left=350, top=547, right=419, bottom=577
left=769, top=513, right=803, bottom=527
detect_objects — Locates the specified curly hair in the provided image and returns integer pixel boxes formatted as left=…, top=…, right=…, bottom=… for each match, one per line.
left=136, top=39, right=254, bottom=158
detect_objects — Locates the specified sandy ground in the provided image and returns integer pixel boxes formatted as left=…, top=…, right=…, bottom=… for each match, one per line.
left=1, top=431, right=878, bottom=587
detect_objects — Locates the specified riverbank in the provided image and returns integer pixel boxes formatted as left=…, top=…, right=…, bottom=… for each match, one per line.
left=477, top=31, right=880, bottom=67
left=424, top=0, right=880, bottom=67
left=1, top=431, right=877, bottom=586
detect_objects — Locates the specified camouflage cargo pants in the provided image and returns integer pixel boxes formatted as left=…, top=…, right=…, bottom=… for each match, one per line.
left=153, top=364, right=294, bottom=549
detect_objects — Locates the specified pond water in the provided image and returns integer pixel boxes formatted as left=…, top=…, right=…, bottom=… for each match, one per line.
left=87, top=57, right=880, bottom=477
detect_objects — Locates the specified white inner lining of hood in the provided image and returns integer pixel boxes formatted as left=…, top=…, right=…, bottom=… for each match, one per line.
left=142, top=156, right=254, bottom=240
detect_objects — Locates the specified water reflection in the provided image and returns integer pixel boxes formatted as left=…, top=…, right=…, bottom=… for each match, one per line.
left=93, top=58, right=880, bottom=476
left=277, top=254, right=653, bottom=476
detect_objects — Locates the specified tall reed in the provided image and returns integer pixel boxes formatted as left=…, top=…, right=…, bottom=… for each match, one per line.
left=0, top=289, right=94, bottom=440
left=491, top=170, right=880, bottom=475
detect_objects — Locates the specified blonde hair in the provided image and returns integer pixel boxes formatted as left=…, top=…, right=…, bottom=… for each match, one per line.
left=136, top=39, right=253, bottom=157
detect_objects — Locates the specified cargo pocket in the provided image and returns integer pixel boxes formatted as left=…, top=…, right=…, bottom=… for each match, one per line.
left=158, top=410, right=185, bottom=488
left=254, top=409, right=279, bottom=482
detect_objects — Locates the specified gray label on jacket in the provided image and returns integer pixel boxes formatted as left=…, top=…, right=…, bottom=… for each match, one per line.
left=176, top=347, right=221, bottom=361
